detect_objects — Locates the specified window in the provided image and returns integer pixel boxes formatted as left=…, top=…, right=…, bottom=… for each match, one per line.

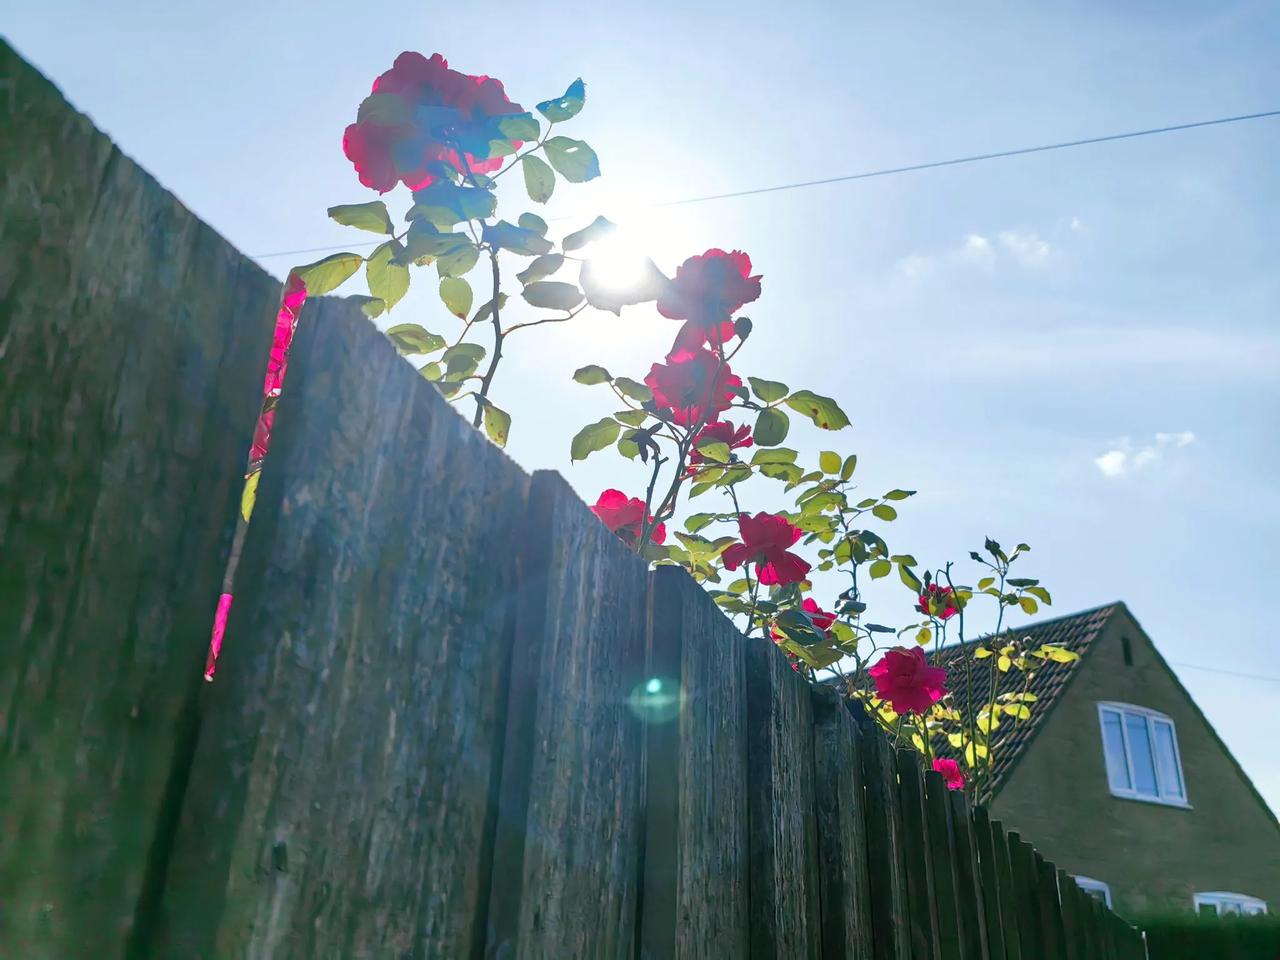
left=1097, top=703, right=1188, bottom=806
left=1194, top=892, right=1267, bottom=916
left=1073, top=876, right=1113, bottom=908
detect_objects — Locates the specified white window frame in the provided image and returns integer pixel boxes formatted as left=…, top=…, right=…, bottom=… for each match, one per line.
left=1096, top=702, right=1190, bottom=807
left=1073, top=875, right=1113, bottom=908
left=1194, top=891, right=1268, bottom=916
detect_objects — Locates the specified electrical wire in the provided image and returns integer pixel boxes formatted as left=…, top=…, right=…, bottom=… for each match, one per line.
left=250, top=108, right=1280, bottom=260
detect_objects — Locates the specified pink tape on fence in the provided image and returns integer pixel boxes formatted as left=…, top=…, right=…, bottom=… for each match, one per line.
left=204, top=274, right=308, bottom=681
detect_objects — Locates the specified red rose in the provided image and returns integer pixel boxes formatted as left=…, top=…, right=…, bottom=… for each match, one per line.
left=917, top=584, right=959, bottom=621
left=770, top=597, right=836, bottom=642
left=722, top=512, right=811, bottom=586
left=868, top=646, right=948, bottom=715
left=688, top=420, right=753, bottom=471
left=658, top=249, right=762, bottom=353
left=645, top=349, right=742, bottom=427
left=590, top=489, right=666, bottom=545
left=933, top=758, right=965, bottom=791
left=343, top=52, right=524, bottom=194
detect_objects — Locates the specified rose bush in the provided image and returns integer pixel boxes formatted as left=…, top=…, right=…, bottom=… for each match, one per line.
left=216, top=49, right=1082, bottom=800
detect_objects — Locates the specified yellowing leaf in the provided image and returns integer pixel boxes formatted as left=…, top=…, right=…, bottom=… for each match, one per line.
left=240, top=470, right=260, bottom=522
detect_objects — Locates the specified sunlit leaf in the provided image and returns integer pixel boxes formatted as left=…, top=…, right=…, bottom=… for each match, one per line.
left=748, top=377, right=789, bottom=404
left=294, top=252, right=363, bottom=296
left=570, top=417, right=621, bottom=461
left=573, top=364, right=612, bottom=385
left=785, top=390, right=851, bottom=430
left=754, top=407, right=790, bottom=446
left=521, top=154, right=556, bottom=204
left=367, top=240, right=410, bottom=310
left=537, top=78, right=586, bottom=122
left=439, top=277, right=473, bottom=319
left=543, top=136, right=601, bottom=182
left=386, top=323, right=446, bottom=355
left=522, top=281, right=583, bottom=310
left=328, top=200, right=394, bottom=234
left=481, top=401, right=511, bottom=447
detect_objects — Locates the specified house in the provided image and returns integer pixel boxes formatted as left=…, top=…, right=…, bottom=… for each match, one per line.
left=931, top=602, right=1280, bottom=918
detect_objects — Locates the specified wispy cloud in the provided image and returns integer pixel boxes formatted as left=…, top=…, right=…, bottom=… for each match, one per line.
left=1095, top=432, right=1196, bottom=478
left=897, top=224, right=1063, bottom=277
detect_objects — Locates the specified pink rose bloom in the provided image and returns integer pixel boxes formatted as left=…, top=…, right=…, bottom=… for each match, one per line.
left=933, top=757, right=965, bottom=791
left=868, top=646, right=948, bottom=715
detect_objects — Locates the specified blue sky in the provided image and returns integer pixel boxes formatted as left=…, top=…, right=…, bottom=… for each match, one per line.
left=8, top=1, right=1278, bottom=814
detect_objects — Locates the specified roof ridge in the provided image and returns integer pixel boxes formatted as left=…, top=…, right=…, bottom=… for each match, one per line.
left=934, top=600, right=1124, bottom=653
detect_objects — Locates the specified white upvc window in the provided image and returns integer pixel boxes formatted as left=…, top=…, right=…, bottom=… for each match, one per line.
left=1194, top=892, right=1268, bottom=916
left=1073, top=876, right=1113, bottom=908
left=1097, top=702, right=1189, bottom=806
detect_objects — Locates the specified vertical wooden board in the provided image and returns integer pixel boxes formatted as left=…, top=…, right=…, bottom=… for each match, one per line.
left=744, top=636, right=821, bottom=959
left=486, top=470, right=648, bottom=960
left=0, top=41, right=278, bottom=959
left=1033, top=852, right=1065, bottom=960
left=947, top=791, right=986, bottom=960
left=811, top=688, right=873, bottom=960
left=157, top=301, right=529, bottom=958
left=641, top=566, right=748, bottom=960
left=894, top=750, right=936, bottom=960
left=1057, top=870, right=1083, bottom=960
left=1007, top=835, right=1043, bottom=959
left=971, top=809, right=1006, bottom=960
left=857, top=720, right=910, bottom=960
left=990, top=821, right=1021, bottom=960
left=922, top=771, right=964, bottom=960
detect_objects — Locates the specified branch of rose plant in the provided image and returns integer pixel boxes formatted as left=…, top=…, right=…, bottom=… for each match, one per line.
left=490, top=124, right=555, bottom=181
left=941, top=562, right=981, bottom=791
left=982, top=564, right=1010, bottom=791
left=471, top=250, right=503, bottom=428
left=503, top=302, right=587, bottom=335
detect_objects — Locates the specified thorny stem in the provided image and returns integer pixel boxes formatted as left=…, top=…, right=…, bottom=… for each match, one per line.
left=471, top=250, right=503, bottom=428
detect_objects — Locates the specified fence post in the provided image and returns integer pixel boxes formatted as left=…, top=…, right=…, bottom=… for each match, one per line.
left=971, top=807, right=1007, bottom=960
left=811, top=688, right=874, bottom=959
left=947, top=791, right=987, bottom=959
left=856, top=715, right=911, bottom=960
left=990, top=820, right=1022, bottom=959
left=1034, top=852, right=1067, bottom=960
left=1057, top=869, right=1084, bottom=960
left=923, top=770, right=966, bottom=959
left=639, top=566, right=749, bottom=959
left=896, top=750, right=938, bottom=960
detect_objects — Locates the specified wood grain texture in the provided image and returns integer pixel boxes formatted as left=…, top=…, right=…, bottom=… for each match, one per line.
left=485, top=470, right=648, bottom=960
left=857, top=718, right=911, bottom=960
left=744, top=635, right=821, bottom=959
left=990, top=820, right=1022, bottom=960
left=971, top=808, right=1007, bottom=960
left=1034, top=851, right=1066, bottom=960
left=640, top=565, right=748, bottom=960
left=157, top=299, right=529, bottom=958
left=922, top=770, right=964, bottom=960
left=947, top=790, right=986, bottom=960
left=0, top=41, right=277, bottom=958
left=895, top=750, right=937, bottom=960
left=810, top=688, right=873, bottom=960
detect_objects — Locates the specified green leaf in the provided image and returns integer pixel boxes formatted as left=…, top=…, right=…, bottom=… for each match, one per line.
left=482, top=401, right=511, bottom=447
left=1025, top=585, right=1053, bottom=605
left=385, top=323, right=446, bottom=355
left=617, top=430, right=641, bottom=459
left=543, top=136, right=601, bottom=182
left=518, top=212, right=549, bottom=236
left=328, top=201, right=393, bottom=234
left=754, top=407, right=790, bottom=446
left=977, top=577, right=996, bottom=590
left=403, top=222, right=471, bottom=263
left=840, top=454, right=858, bottom=480
left=748, top=377, right=789, bottom=404
left=698, top=441, right=732, bottom=464
left=573, top=364, right=612, bottom=385
left=563, top=216, right=616, bottom=251
left=367, top=241, right=410, bottom=310
left=294, top=252, right=363, bottom=296
left=406, top=181, right=496, bottom=226
left=497, top=112, right=540, bottom=141
left=439, top=277, right=473, bottom=319
left=483, top=220, right=554, bottom=256
left=819, top=451, right=841, bottom=474
left=570, top=417, right=620, bottom=461
left=614, top=377, right=652, bottom=403
left=537, top=78, right=586, bottom=122
left=470, top=293, right=507, bottom=327
left=437, top=243, right=480, bottom=279
left=750, top=447, right=798, bottom=465
left=347, top=295, right=386, bottom=319
left=884, top=489, right=915, bottom=501
left=442, top=342, right=486, bottom=379
left=522, top=281, right=583, bottom=310
left=516, top=253, right=565, bottom=285
left=521, top=154, right=556, bottom=204
left=899, top=563, right=923, bottom=592
left=869, top=559, right=892, bottom=579
left=685, top=513, right=717, bottom=534
left=1019, top=596, right=1039, bottom=615
left=614, top=409, right=648, bottom=427
left=785, top=390, right=851, bottom=430
left=871, top=504, right=897, bottom=522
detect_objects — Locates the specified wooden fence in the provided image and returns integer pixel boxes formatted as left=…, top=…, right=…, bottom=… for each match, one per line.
left=0, top=41, right=1149, bottom=958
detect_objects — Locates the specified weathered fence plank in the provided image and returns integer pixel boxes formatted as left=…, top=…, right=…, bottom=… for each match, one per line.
left=948, top=790, right=987, bottom=959
left=895, top=749, right=937, bottom=960
left=154, top=299, right=530, bottom=958
left=971, top=808, right=1007, bottom=960
left=811, top=688, right=874, bottom=959
left=744, top=638, right=821, bottom=959
left=990, top=820, right=1022, bottom=959
left=857, top=718, right=911, bottom=960
left=640, top=566, right=749, bottom=959
left=923, top=770, right=965, bottom=960
left=1035, top=851, right=1067, bottom=960
left=0, top=41, right=278, bottom=959
left=486, top=470, right=649, bottom=960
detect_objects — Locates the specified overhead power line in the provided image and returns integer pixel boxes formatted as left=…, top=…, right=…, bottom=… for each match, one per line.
left=251, top=108, right=1280, bottom=260
left=1169, top=661, right=1280, bottom=684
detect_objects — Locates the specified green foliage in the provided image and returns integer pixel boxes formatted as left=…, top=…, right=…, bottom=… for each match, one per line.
left=572, top=364, right=612, bottom=385
left=522, top=281, right=583, bottom=310
left=748, top=377, right=789, bottom=403
left=563, top=216, right=616, bottom=251
left=543, top=136, right=600, bottom=182
left=367, top=241, right=410, bottom=310
left=516, top=253, right=565, bottom=285
left=1139, top=912, right=1280, bottom=960
left=571, top=417, right=621, bottom=461
left=386, top=323, right=445, bottom=355
left=439, top=277, right=472, bottom=319
left=328, top=201, right=394, bottom=234
left=521, top=154, right=556, bottom=203
left=754, top=407, right=790, bottom=445
left=483, top=220, right=554, bottom=256
left=294, top=252, right=363, bottom=295
left=785, top=390, right=850, bottom=430
left=537, top=78, right=586, bottom=122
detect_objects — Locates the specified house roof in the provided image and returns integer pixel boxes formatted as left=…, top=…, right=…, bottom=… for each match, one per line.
left=923, top=602, right=1122, bottom=799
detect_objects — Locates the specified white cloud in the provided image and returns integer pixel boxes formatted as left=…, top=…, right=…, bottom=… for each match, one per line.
left=896, top=225, right=1061, bottom=277
left=1095, top=432, right=1197, bottom=478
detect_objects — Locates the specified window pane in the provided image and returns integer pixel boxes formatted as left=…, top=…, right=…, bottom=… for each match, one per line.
left=1101, top=711, right=1131, bottom=790
left=1125, top=713, right=1159, bottom=796
left=1153, top=720, right=1185, bottom=799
